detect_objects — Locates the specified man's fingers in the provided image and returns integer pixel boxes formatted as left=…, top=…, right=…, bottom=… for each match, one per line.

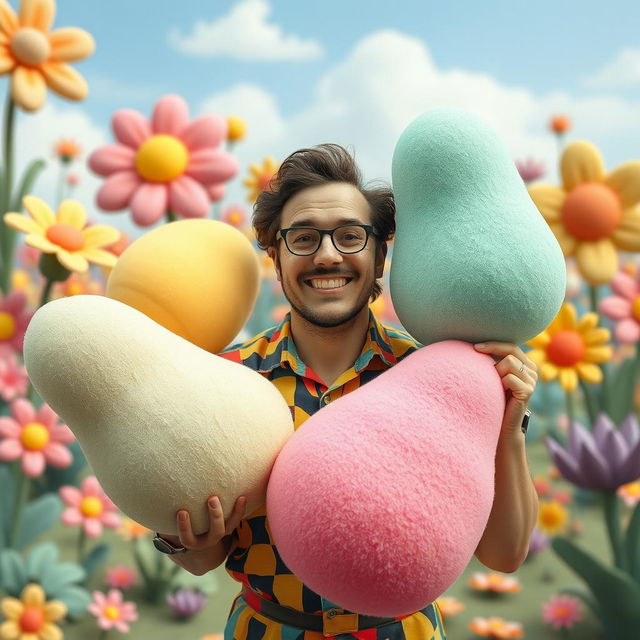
left=474, top=342, right=536, bottom=370
left=225, top=496, right=247, bottom=537
left=176, top=510, right=196, bottom=548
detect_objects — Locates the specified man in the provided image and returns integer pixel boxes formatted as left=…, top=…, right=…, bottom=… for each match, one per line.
left=156, top=144, right=539, bottom=640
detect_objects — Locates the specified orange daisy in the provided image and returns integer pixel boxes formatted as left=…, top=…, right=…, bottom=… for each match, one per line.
left=243, top=156, right=279, bottom=203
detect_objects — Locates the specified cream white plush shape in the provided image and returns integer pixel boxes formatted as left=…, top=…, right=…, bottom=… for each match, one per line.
left=23, top=295, right=294, bottom=535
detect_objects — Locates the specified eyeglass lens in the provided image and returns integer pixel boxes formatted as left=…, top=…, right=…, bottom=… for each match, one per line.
left=287, top=226, right=368, bottom=255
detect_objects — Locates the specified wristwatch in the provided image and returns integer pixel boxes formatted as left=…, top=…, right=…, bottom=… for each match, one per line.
left=521, top=408, right=532, bottom=435
left=152, top=533, right=188, bottom=554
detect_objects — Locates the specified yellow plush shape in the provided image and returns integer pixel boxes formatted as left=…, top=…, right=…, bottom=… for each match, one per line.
left=23, top=295, right=294, bottom=535
left=106, top=219, right=260, bottom=354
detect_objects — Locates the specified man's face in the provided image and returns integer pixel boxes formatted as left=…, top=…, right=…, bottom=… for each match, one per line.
left=268, top=182, right=386, bottom=329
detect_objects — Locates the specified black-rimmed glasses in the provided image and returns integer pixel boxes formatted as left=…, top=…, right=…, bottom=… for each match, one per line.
left=278, top=224, right=378, bottom=256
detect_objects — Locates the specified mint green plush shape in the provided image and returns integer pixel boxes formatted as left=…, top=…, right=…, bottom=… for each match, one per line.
left=390, top=108, right=566, bottom=346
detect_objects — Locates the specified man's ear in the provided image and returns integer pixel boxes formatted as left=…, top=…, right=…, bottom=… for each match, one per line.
left=267, top=246, right=282, bottom=282
left=375, top=241, right=388, bottom=279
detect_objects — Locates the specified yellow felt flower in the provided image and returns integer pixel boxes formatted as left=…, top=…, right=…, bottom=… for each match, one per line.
left=0, top=583, right=67, bottom=640
left=528, top=141, right=640, bottom=285
left=537, top=500, right=569, bottom=536
left=526, top=302, right=612, bottom=392
left=0, top=0, right=94, bottom=112
left=243, top=156, right=279, bottom=203
left=4, top=196, right=119, bottom=273
left=226, top=115, right=246, bottom=142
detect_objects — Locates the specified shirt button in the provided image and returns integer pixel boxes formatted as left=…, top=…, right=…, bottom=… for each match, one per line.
left=327, top=609, right=337, bottom=618
left=323, top=395, right=331, bottom=404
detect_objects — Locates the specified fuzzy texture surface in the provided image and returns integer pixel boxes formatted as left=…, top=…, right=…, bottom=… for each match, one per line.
left=267, top=341, right=505, bottom=617
left=390, top=108, right=566, bottom=346
left=106, top=219, right=260, bottom=354
left=24, top=295, right=294, bottom=535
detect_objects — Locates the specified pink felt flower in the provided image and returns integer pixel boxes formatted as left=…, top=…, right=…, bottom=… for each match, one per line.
left=105, top=565, right=137, bottom=589
left=542, top=594, right=583, bottom=630
left=599, top=270, right=640, bottom=343
left=0, top=399, right=74, bottom=477
left=0, top=352, right=29, bottom=402
left=60, top=476, right=121, bottom=538
left=88, top=589, right=138, bottom=633
left=0, top=290, right=33, bottom=357
left=220, top=203, right=247, bottom=228
left=89, top=94, right=239, bottom=226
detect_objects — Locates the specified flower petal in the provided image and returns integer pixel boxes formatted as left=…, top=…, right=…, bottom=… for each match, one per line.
left=527, top=334, right=550, bottom=350
left=0, top=621, right=20, bottom=638
left=611, top=208, right=640, bottom=252
left=95, top=171, right=141, bottom=211
left=599, top=296, right=631, bottom=321
left=23, top=195, right=56, bottom=227
left=129, top=182, right=168, bottom=227
left=83, top=476, right=102, bottom=495
left=88, top=144, right=135, bottom=177
left=61, top=506, right=82, bottom=526
left=19, top=0, right=54, bottom=31
left=0, top=1, right=18, bottom=38
left=43, top=602, right=67, bottom=623
left=59, top=485, right=82, bottom=506
left=57, top=200, right=86, bottom=228
left=101, top=512, right=121, bottom=528
left=0, top=43, right=16, bottom=73
left=555, top=304, right=577, bottom=332
left=3, top=212, right=43, bottom=235
left=40, top=61, right=88, bottom=101
left=575, top=362, right=602, bottom=384
left=185, top=148, right=239, bottom=185
left=540, top=362, right=559, bottom=382
left=1, top=596, right=23, bottom=618
left=22, top=450, right=46, bottom=476
left=12, top=398, right=34, bottom=423
left=548, top=222, right=577, bottom=255
left=151, top=94, right=189, bottom=136
left=112, top=109, right=151, bottom=149
left=545, top=437, right=587, bottom=487
left=611, top=271, right=638, bottom=301
left=55, top=250, right=88, bottom=273
left=179, top=113, right=227, bottom=150
left=558, top=367, right=578, bottom=392
left=25, top=234, right=58, bottom=253
left=39, top=622, right=63, bottom=640
left=615, top=318, right=640, bottom=344
left=81, top=248, right=117, bottom=268
left=605, top=161, right=640, bottom=209
left=584, top=345, right=613, bottom=363
left=11, top=65, right=46, bottom=112
left=81, top=225, right=119, bottom=249
left=576, top=312, right=599, bottom=334
left=528, top=184, right=565, bottom=223
left=47, top=27, right=94, bottom=62
left=84, top=517, right=102, bottom=538
left=561, top=140, right=606, bottom=192
left=575, top=240, right=618, bottom=286
left=169, top=175, right=210, bottom=218
left=43, top=442, right=72, bottom=467
left=0, top=438, right=23, bottom=461
left=582, top=327, right=611, bottom=346
left=0, top=416, right=20, bottom=437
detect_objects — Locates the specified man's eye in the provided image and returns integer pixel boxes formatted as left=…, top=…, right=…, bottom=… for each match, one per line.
left=293, top=234, right=313, bottom=243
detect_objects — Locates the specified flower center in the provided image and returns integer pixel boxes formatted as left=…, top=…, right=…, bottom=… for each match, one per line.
left=20, top=423, right=50, bottom=451
left=258, top=171, right=274, bottom=191
left=104, top=605, right=121, bottom=620
left=135, top=135, right=188, bottom=182
left=80, top=496, right=103, bottom=518
left=546, top=330, right=585, bottom=367
left=19, top=606, right=45, bottom=633
left=0, top=311, right=16, bottom=340
left=10, top=28, right=51, bottom=66
left=561, top=183, right=622, bottom=241
left=46, top=223, right=85, bottom=251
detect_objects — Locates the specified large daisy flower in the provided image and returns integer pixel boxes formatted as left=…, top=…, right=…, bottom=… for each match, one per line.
left=526, top=302, right=612, bottom=392
left=0, top=0, right=94, bottom=111
left=89, top=94, right=239, bottom=226
left=528, top=141, right=640, bottom=285
left=4, top=196, right=119, bottom=273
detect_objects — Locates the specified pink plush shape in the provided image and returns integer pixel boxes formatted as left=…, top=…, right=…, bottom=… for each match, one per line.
left=266, top=340, right=505, bottom=617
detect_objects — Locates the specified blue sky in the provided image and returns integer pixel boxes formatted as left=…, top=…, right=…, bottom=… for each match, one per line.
left=11, top=0, right=640, bottom=236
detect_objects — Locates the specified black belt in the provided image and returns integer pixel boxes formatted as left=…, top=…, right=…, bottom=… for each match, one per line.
left=241, top=586, right=403, bottom=634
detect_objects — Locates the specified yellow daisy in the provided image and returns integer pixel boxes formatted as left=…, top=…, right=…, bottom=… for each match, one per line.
left=4, top=196, right=119, bottom=273
left=0, top=583, right=67, bottom=640
left=526, top=302, right=612, bottom=392
left=243, top=156, right=279, bottom=203
left=528, top=140, right=640, bottom=285
left=226, top=115, right=246, bottom=143
left=0, top=0, right=94, bottom=112
left=537, top=500, right=569, bottom=536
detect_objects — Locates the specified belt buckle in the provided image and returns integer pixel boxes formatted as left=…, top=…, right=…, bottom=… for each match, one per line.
left=322, top=608, right=359, bottom=636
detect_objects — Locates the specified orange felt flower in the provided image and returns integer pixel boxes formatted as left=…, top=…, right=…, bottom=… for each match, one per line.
left=0, top=0, right=94, bottom=111
left=549, top=115, right=571, bottom=134
left=243, top=156, right=279, bottom=203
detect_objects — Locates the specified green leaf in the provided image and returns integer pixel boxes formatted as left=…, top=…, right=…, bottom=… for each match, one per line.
left=625, top=502, right=640, bottom=582
left=605, top=357, right=636, bottom=424
left=40, top=561, right=86, bottom=594
left=0, top=549, right=27, bottom=595
left=16, top=494, right=62, bottom=550
left=55, top=584, right=91, bottom=620
left=552, top=536, right=640, bottom=640
left=25, top=542, right=58, bottom=579
left=81, top=543, right=111, bottom=580
left=10, top=159, right=46, bottom=212
left=0, top=464, right=15, bottom=547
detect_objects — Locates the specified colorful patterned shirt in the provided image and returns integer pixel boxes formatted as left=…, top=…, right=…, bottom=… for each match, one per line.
left=218, top=310, right=447, bottom=640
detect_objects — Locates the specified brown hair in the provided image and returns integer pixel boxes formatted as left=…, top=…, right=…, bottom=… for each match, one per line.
left=253, top=143, right=395, bottom=300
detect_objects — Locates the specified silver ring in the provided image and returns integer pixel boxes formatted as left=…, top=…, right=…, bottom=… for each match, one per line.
left=519, top=363, right=525, bottom=374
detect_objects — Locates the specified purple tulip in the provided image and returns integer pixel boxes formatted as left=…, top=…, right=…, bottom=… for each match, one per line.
left=546, top=414, right=640, bottom=491
left=166, top=588, right=207, bottom=618
left=526, top=527, right=549, bottom=559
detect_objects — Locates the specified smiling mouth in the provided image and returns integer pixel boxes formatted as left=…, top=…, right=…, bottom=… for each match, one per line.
left=304, top=277, right=353, bottom=290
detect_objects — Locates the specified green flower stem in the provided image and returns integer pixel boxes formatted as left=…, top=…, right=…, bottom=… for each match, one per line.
left=98, top=630, right=109, bottom=640
left=55, top=162, right=67, bottom=207
left=166, top=210, right=176, bottom=223
left=589, top=285, right=599, bottom=313
left=565, top=390, right=575, bottom=427
left=0, top=96, right=16, bottom=294
left=8, top=463, right=30, bottom=548
left=602, top=490, right=626, bottom=570
left=78, top=528, right=87, bottom=565
left=632, top=341, right=640, bottom=416
left=578, top=379, right=598, bottom=428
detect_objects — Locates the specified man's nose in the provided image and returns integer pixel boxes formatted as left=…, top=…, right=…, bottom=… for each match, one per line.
left=313, top=234, right=343, bottom=265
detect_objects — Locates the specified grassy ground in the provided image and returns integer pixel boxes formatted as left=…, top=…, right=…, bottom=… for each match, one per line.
left=32, top=438, right=618, bottom=639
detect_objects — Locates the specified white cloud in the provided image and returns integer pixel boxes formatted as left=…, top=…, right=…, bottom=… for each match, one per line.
left=583, top=48, right=640, bottom=89
left=168, top=0, right=324, bottom=61
left=198, top=29, right=640, bottom=208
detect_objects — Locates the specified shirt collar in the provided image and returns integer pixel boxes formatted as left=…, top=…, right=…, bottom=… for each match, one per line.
left=256, top=310, right=397, bottom=375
